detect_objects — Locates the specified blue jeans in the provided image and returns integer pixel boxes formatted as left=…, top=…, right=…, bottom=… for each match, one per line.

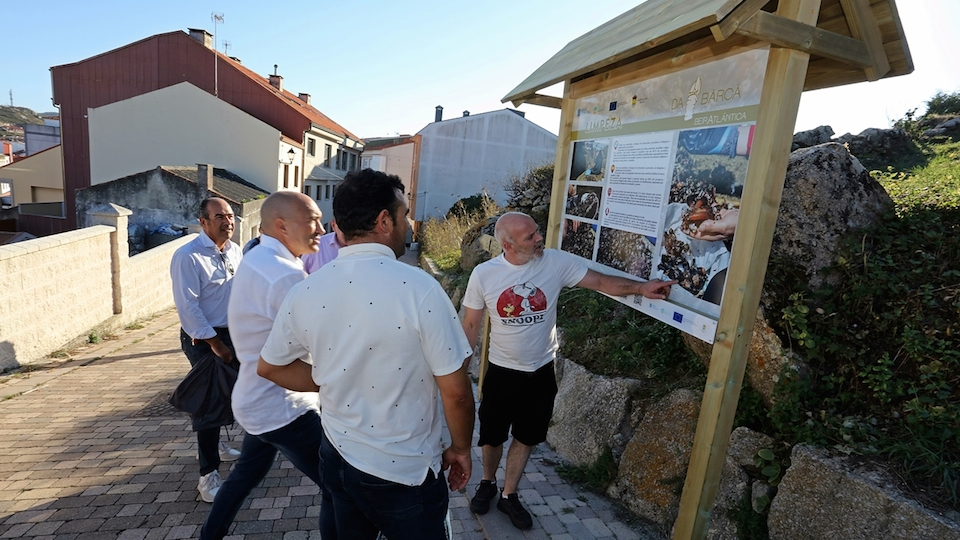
left=180, top=327, right=233, bottom=476
left=320, top=432, right=448, bottom=540
left=199, top=410, right=336, bottom=540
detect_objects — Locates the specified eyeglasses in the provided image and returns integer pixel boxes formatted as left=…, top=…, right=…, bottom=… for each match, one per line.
left=219, top=251, right=235, bottom=276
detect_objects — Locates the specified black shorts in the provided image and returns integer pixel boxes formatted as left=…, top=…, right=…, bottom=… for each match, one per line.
left=477, top=361, right=557, bottom=447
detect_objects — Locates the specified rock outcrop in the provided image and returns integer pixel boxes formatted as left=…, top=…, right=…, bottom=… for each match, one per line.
left=608, top=389, right=701, bottom=528
left=922, top=116, right=960, bottom=138
left=835, top=127, right=915, bottom=163
left=458, top=216, right=499, bottom=272
left=547, top=356, right=645, bottom=466
left=769, top=445, right=960, bottom=539
left=791, top=125, right=834, bottom=150
left=771, top=142, right=893, bottom=290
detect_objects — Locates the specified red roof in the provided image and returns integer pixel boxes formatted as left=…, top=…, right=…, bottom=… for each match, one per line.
left=50, top=29, right=361, bottom=230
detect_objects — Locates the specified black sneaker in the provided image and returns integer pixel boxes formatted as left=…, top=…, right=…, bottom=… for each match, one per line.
left=470, top=479, right=498, bottom=514
left=497, top=492, right=533, bottom=529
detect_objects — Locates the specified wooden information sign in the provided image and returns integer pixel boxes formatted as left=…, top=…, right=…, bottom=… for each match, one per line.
left=502, top=0, right=911, bottom=537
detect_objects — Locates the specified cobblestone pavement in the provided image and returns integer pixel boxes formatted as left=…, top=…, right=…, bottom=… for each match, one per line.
left=0, top=249, right=663, bottom=539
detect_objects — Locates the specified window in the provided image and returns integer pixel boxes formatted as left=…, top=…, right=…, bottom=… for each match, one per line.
left=294, top=166, right=299, bottom=188
left=349, top=153, right=357, bottom=171
left=362, top=157, right=371, bottom=169
left=304, top=185, right=311, bottom=197
left=325, top=185, right=331, bottom=199
left=335, top=150, right=341, bottom=170
left=316, top=184, right=322, bottom=200
left=324, top=144, right=332, bottom=167
left=307, top=138, right=316, bottom=156
left=283, top=164, right=289, bottom=188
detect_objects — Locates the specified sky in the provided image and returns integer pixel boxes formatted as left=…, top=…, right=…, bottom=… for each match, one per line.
left=4, top=0, right=959, bottom=139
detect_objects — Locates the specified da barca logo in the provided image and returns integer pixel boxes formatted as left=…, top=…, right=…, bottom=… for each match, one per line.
left=672, top=75, right=743, bottom=120
left=496, top=283, right=547, bottom=326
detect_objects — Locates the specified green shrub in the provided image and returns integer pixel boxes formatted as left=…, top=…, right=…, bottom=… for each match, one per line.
left=925, top=90, right=960, bottom=116
left=420, top=192, right=501, bottom=274
left=556, top=288, right=705, bottom=390
left=764, top=175, right=960, bottom=507
left=446, top=193, right=495, bottom=219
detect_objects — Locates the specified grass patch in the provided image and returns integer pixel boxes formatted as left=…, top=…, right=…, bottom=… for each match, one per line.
left=762, top=125, right=960, bottom=510
left=557, top=289, right=705, bottom=391
left=556, top=447, right=619, bottom=493
left=420, top=193, right=500, bottom=273
left=125, top=322, right=145, bottom=330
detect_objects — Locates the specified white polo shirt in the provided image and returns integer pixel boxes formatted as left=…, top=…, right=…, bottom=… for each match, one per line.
left=261, top=242, right=471, bottom=486
left=227, top=235, right=319, bottom=435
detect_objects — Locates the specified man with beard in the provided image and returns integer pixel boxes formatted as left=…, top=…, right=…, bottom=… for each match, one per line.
left=171, top=197, right=243, bottom=502
left=461, top=212, right=675, bottom=529
left=258, top=169, right=475, bottom=539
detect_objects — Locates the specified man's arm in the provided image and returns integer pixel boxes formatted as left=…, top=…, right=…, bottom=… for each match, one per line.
left=435, top=366, right=475, bottom=491
left=461, top=306, right=484, bottom=352
left=257, top=357, right=319, bottom=392
left=576, top=269, right=677, bottom=300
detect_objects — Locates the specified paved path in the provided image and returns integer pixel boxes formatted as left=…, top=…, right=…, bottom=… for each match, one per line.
left=0, top=250, right=663, bottom=539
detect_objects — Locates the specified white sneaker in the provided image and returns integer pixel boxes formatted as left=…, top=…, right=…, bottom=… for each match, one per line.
left=198, top=470, right=222, bottom=503
left=218, top=442, right=241, bottom=462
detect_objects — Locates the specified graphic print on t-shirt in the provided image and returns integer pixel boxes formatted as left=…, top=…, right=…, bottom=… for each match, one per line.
left=496, top=282, right=548, bottom=326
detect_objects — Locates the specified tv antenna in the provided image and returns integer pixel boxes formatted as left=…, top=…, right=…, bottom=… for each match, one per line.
left=222, top=40, right=231, bottom=56
left=211, top=12, right=225, bottom=96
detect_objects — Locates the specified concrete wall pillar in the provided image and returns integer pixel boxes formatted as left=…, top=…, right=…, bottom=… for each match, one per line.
left=88, top=204, right=133, bottom=315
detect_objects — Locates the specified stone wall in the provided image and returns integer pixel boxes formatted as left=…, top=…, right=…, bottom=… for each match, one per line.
left=0, top=205, right=190, bottom=371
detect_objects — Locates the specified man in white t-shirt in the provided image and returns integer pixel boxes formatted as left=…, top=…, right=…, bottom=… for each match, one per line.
left=257, top=169, right=475, bottom=540
left=199, top=191, right=337, bottom=539
left=461, top=212, right=675, bottom=530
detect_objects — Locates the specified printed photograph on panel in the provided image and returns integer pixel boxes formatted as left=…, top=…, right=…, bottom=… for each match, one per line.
left=655, top=124, right=753, bottom=305
left=561, top=218, right=597, bottom=260
left=597, top=227, right=655, bottom=280
left=565, top=184, right=603, bottom=220
left=570, top=140, right=608, bottom=182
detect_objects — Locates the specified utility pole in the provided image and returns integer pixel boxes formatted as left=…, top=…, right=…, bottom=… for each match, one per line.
left=8, top=90, right=12, bottom=107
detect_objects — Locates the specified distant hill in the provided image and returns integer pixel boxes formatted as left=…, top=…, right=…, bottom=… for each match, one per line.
left=0, top=106, right=43, bottom=127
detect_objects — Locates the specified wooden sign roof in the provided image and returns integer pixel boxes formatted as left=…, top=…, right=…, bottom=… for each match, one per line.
left=503, top=0, right=912, bottom=107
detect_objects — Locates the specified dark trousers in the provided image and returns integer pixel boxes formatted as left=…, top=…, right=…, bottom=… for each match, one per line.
left=320, top=432, right=448, bottom=540
left=180, top=327, right=233, bottom=476
left=199, top=410, right=337, bottom=540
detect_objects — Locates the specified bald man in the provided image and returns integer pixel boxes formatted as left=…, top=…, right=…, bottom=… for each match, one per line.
left=200, top=191, right=337, bottom=540
left=462, top=212, right=675, bottom=530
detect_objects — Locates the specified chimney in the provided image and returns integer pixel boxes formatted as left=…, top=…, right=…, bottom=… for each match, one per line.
left=435, top=105, right=443, bottom=123
left=298, top=93, right=311, bottom=104
left=269, top=75, right=283, bottom=92
left=463, top=110, right=470, bottom=117
left=197, top=164, right=214, bottom=192
left=188, top=28, right=213, bottom=49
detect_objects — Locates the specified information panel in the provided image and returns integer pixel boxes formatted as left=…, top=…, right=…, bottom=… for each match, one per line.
left=560, top=47, right=769, bottom=343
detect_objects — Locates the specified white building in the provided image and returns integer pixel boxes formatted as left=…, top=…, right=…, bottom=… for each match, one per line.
left=412, top=108, right=556, bottom=220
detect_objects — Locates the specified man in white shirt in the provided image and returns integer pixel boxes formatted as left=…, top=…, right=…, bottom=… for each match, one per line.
left=461, top=212, right=675, bottom=529
left=200, top=191, right=336, bottom=539
left=258, top=169, right=475, bottom=540
left=171, top=197, right=243, bottom=503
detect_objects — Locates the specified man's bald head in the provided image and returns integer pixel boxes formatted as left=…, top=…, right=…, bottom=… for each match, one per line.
left=260, top=191, right=324, bottom=257
left=495, top=212, right=543, bottom=265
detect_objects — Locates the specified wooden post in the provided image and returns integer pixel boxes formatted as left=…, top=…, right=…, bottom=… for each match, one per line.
left=545, top=81, right=576, bottom=249
left=672, top=0, right=821, bottom=538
